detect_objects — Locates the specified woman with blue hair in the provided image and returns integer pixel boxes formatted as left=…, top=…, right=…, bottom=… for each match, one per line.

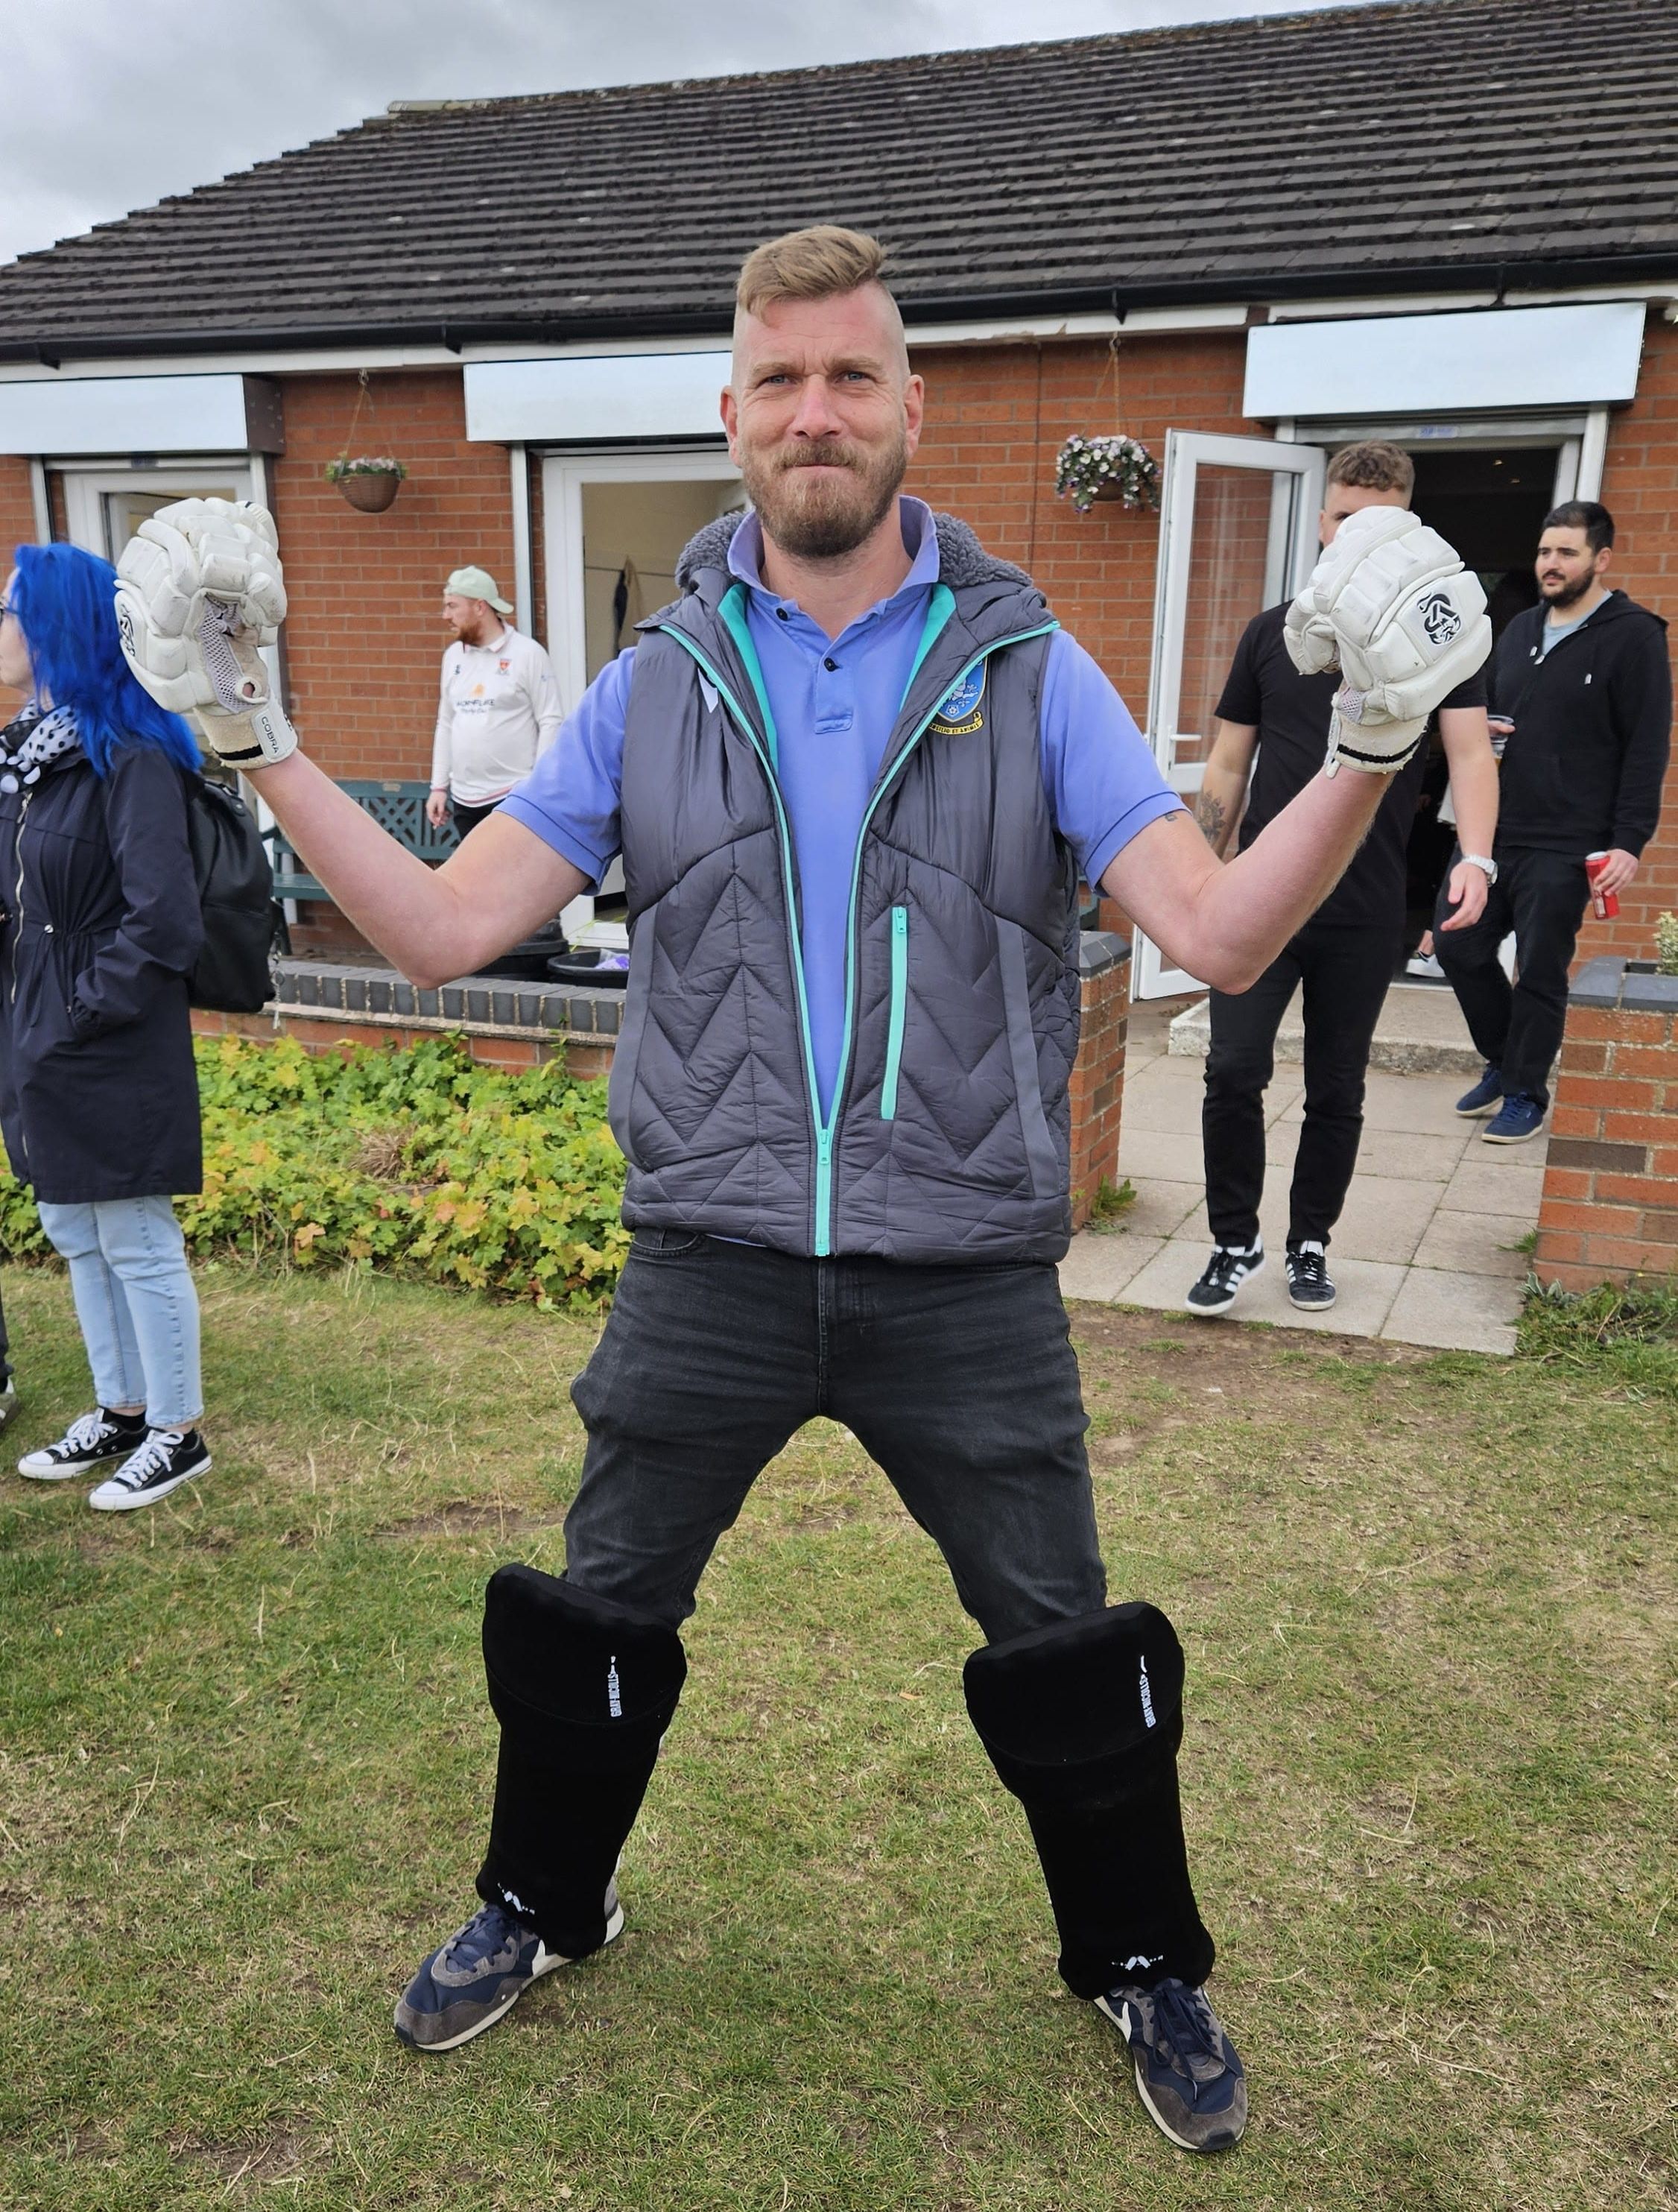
left=0, top=541, right=212, bottom=1509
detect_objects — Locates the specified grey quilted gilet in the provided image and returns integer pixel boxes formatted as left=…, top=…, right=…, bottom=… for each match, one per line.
left=607, top=511, right=1081, bottom=1263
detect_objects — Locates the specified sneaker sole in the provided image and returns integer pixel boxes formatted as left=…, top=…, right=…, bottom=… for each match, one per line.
left=19, top=1447, right=133, bottom=1482
left=1456, top=1101, right=1502, bottom=1119
left=397, top=1902, right=625, bottom=2055
left=1095, top=1995, right=1244, bottom=2155
left=1287, top=1286, right=1337, bottom=1310
left=87, top=1453, right=212, bottom=1512
left=1482, top=1124, right=1545, bottom=1145
left=1185, top=1254, right=1263, bottom=1317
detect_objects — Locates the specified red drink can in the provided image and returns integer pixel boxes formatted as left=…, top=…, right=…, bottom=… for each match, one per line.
left=1586, top=851, right=1619, bottom=920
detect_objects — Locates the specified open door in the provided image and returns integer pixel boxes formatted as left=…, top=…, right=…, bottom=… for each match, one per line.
left=1133, top=432, right=1326, bottom=999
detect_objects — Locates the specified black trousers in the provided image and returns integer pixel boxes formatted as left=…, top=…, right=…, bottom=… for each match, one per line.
left=1203, top=920, right=1398, bottom=1251
left=450, top=799, right=500, bottom=840
left=1432, top=845, right=1588, bottom=1110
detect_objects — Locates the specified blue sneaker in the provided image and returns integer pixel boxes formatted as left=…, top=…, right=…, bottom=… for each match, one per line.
left=1483, top=1093, right=1546, bottom=1145
left=1455, top=1064, right=1504, bottom=1117
left=1095, top=1977, right=1247, bottom=2152
left=393, top=1891, right=623, bottom=2052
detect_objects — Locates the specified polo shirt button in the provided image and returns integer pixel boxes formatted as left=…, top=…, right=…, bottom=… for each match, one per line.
left=823, top=657, right=838, bottom=672
left=776, top=608, right=789, bottom=621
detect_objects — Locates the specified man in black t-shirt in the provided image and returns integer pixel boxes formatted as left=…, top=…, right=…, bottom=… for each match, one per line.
left=1184, top=442, right=1499, bottom=1316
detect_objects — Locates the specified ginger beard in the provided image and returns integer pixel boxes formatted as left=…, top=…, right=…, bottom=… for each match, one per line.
left=738, top=427, right=909, bottom=560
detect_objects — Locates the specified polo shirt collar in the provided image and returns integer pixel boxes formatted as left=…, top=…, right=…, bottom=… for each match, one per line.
left=726, top=496, right=941, bottom=611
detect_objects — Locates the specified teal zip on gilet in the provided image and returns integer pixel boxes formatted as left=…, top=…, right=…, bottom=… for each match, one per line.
left=607, top=510, right=1083, bottom=1265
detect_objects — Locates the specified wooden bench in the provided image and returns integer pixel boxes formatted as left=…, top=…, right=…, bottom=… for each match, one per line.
left=267, top=779, right=457, bottom=902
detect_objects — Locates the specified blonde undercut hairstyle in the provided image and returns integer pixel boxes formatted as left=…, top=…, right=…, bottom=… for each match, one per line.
left=1326, top=440, right=1415, bottom=500
left=735, top=225, right=892, bottom=316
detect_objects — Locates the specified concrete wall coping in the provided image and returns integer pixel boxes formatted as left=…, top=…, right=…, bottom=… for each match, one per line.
left=268, top=957, right=623, bottom=1037
left=1076, top=929, right=1131, bottom=976
left=1570, top=956, right=1678, bottom=1014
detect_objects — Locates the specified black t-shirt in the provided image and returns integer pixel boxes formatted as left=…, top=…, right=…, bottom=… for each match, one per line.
left=1212, top=603, right=1487, bottom=930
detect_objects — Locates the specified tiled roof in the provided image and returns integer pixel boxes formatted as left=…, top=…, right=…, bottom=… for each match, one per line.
left=3, top=0, right=1676, bottom=361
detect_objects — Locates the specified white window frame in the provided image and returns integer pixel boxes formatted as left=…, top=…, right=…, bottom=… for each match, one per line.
left=1135, top=431, right=1326, bottom=1001
left=54, top=458, right=257, bottom=560
left=539, top=444, right=742, bottom=711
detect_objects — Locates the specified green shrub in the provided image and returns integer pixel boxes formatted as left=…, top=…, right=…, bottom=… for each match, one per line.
left=0, top=1033, right=630, bottom=1311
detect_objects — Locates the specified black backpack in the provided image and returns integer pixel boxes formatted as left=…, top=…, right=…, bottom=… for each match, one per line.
left=184, top=774, right=285, bottom=1014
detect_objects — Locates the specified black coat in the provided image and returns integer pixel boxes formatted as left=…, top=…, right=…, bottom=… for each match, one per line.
left=0, top=734, right=203, bottom=1204
left=1488, top=592, right=1672, bottom=858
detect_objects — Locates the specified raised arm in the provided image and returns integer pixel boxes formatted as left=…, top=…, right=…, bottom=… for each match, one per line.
left=252, top=753, right=586, bottom=988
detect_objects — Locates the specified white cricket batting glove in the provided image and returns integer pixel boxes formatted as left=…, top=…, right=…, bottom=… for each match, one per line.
left=114, top=498, right=299, bottom=768
left=1287, top=506, right=1492, bottom=776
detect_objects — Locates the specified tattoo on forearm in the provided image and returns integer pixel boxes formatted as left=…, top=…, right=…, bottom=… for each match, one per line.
left=1194, top=791, right=1227, bottom=849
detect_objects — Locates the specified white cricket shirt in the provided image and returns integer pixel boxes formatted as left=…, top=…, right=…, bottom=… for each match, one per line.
left=431, top=625, right=564, bottom=806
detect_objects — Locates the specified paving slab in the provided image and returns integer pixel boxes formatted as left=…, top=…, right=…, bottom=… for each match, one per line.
left=1057, top=1230, right=1164, bottom=1303
left=1112, top=1235, right=1407, bottom=1339
left=1442, top=1151, right=1550, bottom=1216
left=1116, top=1126, right=1209, bottom=1185
left=1412, top=1208, right=1534, bottom=1278
left=1325, top=1174, right=1451, bottom=1265
left=1381, top=1267, right=1523, bottom=1354
left=1110, top=1178, right=1203, bottom=1241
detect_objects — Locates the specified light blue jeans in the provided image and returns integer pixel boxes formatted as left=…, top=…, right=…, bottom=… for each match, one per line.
left=36, top=1195, right=202, bottom=1429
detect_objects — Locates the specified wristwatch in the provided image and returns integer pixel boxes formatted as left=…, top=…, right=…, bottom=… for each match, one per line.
left=1460, top=853, right=1498, bottom=885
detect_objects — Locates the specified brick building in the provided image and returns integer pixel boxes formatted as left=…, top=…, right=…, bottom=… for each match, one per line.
left=0, top=0, right=1675, bottom=999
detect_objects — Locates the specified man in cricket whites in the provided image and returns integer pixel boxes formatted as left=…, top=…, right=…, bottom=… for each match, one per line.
left=113, top=226, right=1488, bottom=2158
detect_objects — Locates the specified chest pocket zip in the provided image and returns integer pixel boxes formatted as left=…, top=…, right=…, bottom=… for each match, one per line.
left=880, top=906, right=908, bottom=1120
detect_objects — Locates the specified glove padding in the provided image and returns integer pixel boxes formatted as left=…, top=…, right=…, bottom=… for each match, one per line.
left=1285, top=505, right=1492, bottom=775
left=115, top=498, right=298, bottom=767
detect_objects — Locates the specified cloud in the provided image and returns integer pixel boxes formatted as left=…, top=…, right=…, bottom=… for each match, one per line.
left=4, top=0, right=1384, bottom=265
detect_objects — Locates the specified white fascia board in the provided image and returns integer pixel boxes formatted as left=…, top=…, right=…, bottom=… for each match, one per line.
left=0, top=346, right=462, bottom=384
left=1244, top=302, right=1647, bottom=420
left=1267, top=291, right=1500, bottom=321
left=1118, top=304, right=1250, bottom=332
left=464, top=352, right=733, bottom=443
left=0, top=372, right=263, bottom=455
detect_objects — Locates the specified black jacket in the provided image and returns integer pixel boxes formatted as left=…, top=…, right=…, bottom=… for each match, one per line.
left=0, top=734, right=203, bottom=1204
left=1488, top=592, right=1671, bottom=857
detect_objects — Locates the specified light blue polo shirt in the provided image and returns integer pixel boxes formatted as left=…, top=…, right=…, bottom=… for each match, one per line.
left=502, top=498, right=1180, bottom=1114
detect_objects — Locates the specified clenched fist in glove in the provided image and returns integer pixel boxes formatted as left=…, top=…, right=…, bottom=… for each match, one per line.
left=1283, top=506, right=1491, bottom=777
left=115, top=498, right=299, bottom=767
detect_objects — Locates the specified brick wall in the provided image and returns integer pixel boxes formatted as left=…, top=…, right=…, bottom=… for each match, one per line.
left=0, top=455, right=36, bottom=722
left=1068, top=941, right=1129, bottom=1227
left=1533, top=988, right=1678, bottom=1289
left=267, top=370, right=516, bottom=783
left=1592, top=315, right=1678, bottom=958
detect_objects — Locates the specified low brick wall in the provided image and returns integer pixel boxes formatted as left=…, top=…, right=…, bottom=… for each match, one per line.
left=1533, top=958, right=1678, bottom=1291
left=197, top=934, right=1132, bottom=1227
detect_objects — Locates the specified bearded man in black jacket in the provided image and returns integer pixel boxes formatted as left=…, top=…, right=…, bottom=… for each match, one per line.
left=1437, top=500, right=1671, bottom=1144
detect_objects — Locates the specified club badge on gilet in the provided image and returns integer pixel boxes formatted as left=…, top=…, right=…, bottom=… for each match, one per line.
left=931, top=665, right=986, bottom=736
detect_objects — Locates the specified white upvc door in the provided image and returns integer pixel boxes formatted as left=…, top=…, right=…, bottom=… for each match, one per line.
left=1133, top=432, right=1327, bottom=999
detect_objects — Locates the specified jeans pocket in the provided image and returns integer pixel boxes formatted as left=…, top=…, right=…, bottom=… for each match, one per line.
left=630, top=1227, right=711, bottom=1261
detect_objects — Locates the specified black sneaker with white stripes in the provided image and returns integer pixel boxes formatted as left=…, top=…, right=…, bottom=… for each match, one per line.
left=18, top=1406, right=147, bottom=1481
left=1185, top=1241, right=1264, bottom=1316
left=1285, top=1240, right=1337, bottom=1310
left=87, top=1427, right=211, bottom=1512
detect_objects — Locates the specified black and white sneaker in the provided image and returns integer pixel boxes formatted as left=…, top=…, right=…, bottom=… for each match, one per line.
left=1185, top=1242, right=1264, bottom=1316
left=87, top=1427, right=211, bottom=1512
left=18, top=1406, right=147, bottom=1481
left=1285, top=1240, right=1337, bottom=1310
left=0, top=1377, right=16, bottom=1429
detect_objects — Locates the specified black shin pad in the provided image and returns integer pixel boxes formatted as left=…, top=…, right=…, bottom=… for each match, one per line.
left=474, top=1565, right=686, bottom=1957
left=963, top=1602, right=1215, bottom=1998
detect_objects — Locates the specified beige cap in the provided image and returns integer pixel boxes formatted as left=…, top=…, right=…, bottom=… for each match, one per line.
left=443, top=565, right=513, bottom=615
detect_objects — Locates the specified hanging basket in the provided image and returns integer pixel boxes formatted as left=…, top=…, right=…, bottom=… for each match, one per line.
left=326, top=454, right=408, bottom=512
left=1054, top=434, right=1161, bottom=516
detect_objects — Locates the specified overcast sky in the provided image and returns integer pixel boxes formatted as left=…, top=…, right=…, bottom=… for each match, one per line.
left=4, top=0, right=1394, bottom=267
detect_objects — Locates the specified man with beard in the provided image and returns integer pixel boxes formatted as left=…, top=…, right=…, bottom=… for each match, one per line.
left=113, top=227, right=1487, bottom=2158
left=1437, top=501, right=1671, bottom=1143
left=426, top=565, right=563, bottom=839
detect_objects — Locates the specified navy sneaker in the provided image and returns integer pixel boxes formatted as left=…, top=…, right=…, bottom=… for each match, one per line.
left=394, top=1891, right=624, bottom=2053
left=1185, top=1242, right=1264, bottom=1316
left=1455, top=1064, right=1504, bottom=1118
left=1096, top=1977, right=1247, bottom=2153
left=1483, top=1093, right=1546, bottom=1145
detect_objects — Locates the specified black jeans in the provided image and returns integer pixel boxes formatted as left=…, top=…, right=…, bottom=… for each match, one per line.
left=1433, top=845, right=1588, bottom=1109
left=1203, top=920, right=1398, bottom=1251
left=564, top=1232, right=1106, bottom=1642
left=450, top=799, right=499, bottom=841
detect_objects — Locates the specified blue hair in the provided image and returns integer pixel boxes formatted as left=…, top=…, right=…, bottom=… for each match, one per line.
left=10, top=541, right=201, bottom=778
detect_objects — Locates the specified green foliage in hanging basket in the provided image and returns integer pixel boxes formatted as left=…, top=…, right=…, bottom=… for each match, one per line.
left=1054, top=434, right=1161, bottom=515
left=325, top=456, right=408, bottom=482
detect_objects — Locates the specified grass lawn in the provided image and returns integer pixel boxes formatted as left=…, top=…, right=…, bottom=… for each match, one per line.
left=1, top=1260, right=1673, bottom=2211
